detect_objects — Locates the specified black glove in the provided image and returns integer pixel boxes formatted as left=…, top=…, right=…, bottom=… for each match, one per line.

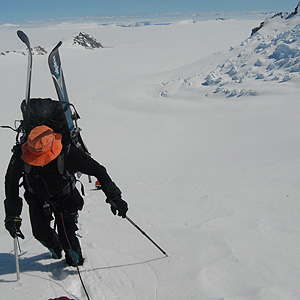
left=103, top=182, right=128, bottom=218
left=106, top=197, right=128, bottom=218
left=4, top=216, right=25, bottom=239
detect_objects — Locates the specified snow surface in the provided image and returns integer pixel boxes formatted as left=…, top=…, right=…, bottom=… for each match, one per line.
left=1, top=10, right=300, bottom=300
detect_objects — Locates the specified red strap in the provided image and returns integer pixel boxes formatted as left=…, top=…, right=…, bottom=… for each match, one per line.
left=48, top=297, right=74, bottom=300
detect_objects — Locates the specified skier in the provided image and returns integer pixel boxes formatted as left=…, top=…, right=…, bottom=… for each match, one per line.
left=4, top=125, right=128, bottom=266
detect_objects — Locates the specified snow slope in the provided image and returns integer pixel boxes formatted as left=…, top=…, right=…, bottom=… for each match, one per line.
left=1, top=9, right=300, bottom=300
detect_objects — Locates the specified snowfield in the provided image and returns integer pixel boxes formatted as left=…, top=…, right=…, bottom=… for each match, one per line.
left=1, top=9, right=300, bottom=300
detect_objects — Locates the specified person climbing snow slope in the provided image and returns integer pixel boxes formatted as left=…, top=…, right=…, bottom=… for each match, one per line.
left=4, top=125, right=128, bottom=266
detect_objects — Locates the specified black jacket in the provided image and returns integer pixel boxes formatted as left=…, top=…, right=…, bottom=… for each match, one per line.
left=4, top=144, right=114, bottom=217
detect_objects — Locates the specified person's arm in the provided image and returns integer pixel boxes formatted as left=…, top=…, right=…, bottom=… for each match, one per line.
left=4, top=145, right=25, bottom=238
left=4, top=145, right=24, bottom=216
left=68, top=146, right=128, bottom=217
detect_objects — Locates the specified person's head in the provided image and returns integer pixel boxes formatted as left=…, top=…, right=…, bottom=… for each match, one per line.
left=21, top=125, right=62, bottom=166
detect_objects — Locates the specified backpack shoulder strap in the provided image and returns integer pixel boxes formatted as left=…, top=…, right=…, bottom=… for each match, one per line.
left=24, top=162, right=32, bottom=174
left=57, top=144, right=71, bottom=175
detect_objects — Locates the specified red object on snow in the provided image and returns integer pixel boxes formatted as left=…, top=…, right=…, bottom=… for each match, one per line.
left=48, top=297, right=75, bottom=300
left=95, top=180, right=101, bottom=189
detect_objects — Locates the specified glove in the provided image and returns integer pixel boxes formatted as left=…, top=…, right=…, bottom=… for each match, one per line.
left=103, top=182, right=128, bottom=218
left=106, top=196, right=128, bottom=218
left=4, top=216, right=25, bottom=239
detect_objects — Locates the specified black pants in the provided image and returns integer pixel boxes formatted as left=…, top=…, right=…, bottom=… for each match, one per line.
left=25, top=188, right=83, bottom=257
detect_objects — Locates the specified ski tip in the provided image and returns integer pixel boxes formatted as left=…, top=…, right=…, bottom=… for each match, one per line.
left=49, top=41, right=63, bottom=57
left=17, top=30, right=30, bottom=47
left=52, top=41, right=63, bottom=52
left=17, top=30, right=25, bottom=41
left=16, top=30, right=24, bottom=37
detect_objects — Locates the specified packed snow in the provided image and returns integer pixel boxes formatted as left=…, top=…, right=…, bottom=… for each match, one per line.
left=1, top=8, right=300, bottom=300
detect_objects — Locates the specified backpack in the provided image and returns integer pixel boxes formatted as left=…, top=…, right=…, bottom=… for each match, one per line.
left=19, top=97, right=89, bottom=158
left=17, top=98, right=87, bottom=197
left=20, top=97, right=76, bottom=146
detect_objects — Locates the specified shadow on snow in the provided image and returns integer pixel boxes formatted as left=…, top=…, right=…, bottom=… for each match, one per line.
left=0, top=252, right=77, bottom=282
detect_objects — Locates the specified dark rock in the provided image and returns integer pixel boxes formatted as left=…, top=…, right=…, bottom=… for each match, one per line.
left=251, top=1, right=300, bottom=36
left=73, top=32, right=103, bottom=49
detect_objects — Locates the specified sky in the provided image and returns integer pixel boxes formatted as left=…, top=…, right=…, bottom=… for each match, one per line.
left=0, top=0, right=299, bottom=24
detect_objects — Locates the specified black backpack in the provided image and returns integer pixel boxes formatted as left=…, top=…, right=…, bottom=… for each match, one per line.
left=19, top=98, right=87, bottom=197
left=20, top=97, right=76, bottom=146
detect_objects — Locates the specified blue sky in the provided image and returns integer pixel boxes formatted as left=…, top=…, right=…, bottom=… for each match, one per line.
left=0, top=0, right=299, bottom=23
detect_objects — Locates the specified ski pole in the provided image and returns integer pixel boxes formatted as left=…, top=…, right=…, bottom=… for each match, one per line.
left=14, top=236, right=20, bottom=281
left=125, top=215, right=168, bottom=257
left=108, top=200, right=168, bottom=257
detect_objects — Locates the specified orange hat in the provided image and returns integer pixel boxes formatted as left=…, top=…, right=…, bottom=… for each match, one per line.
left=21, top=125, right=62, bottom=166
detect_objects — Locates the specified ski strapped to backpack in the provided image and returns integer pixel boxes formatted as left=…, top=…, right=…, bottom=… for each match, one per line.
left=48, top=41, right=74, bottom=133
left=17, top=30, right=32, bottom=109
left=0, top=31, right=33, bottom=142
left=48, top=40, right=91, bottom=158
left=2, top=31, right=91, bottom=179
left=47, top=40, right=92, bottom=182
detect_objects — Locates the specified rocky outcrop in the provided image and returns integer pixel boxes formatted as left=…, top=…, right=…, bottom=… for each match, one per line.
left=251, top=1, right=300, bottom=35
left=73, top=32, right=103, bottom=49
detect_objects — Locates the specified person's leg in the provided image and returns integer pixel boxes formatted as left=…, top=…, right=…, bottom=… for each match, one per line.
left=28, top=203, right=62, bottom=258
left=55, top=211, right=83, bottom=266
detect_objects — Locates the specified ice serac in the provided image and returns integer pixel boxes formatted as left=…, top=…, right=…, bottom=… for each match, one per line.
left=159, top=2, right=300, bottom=99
